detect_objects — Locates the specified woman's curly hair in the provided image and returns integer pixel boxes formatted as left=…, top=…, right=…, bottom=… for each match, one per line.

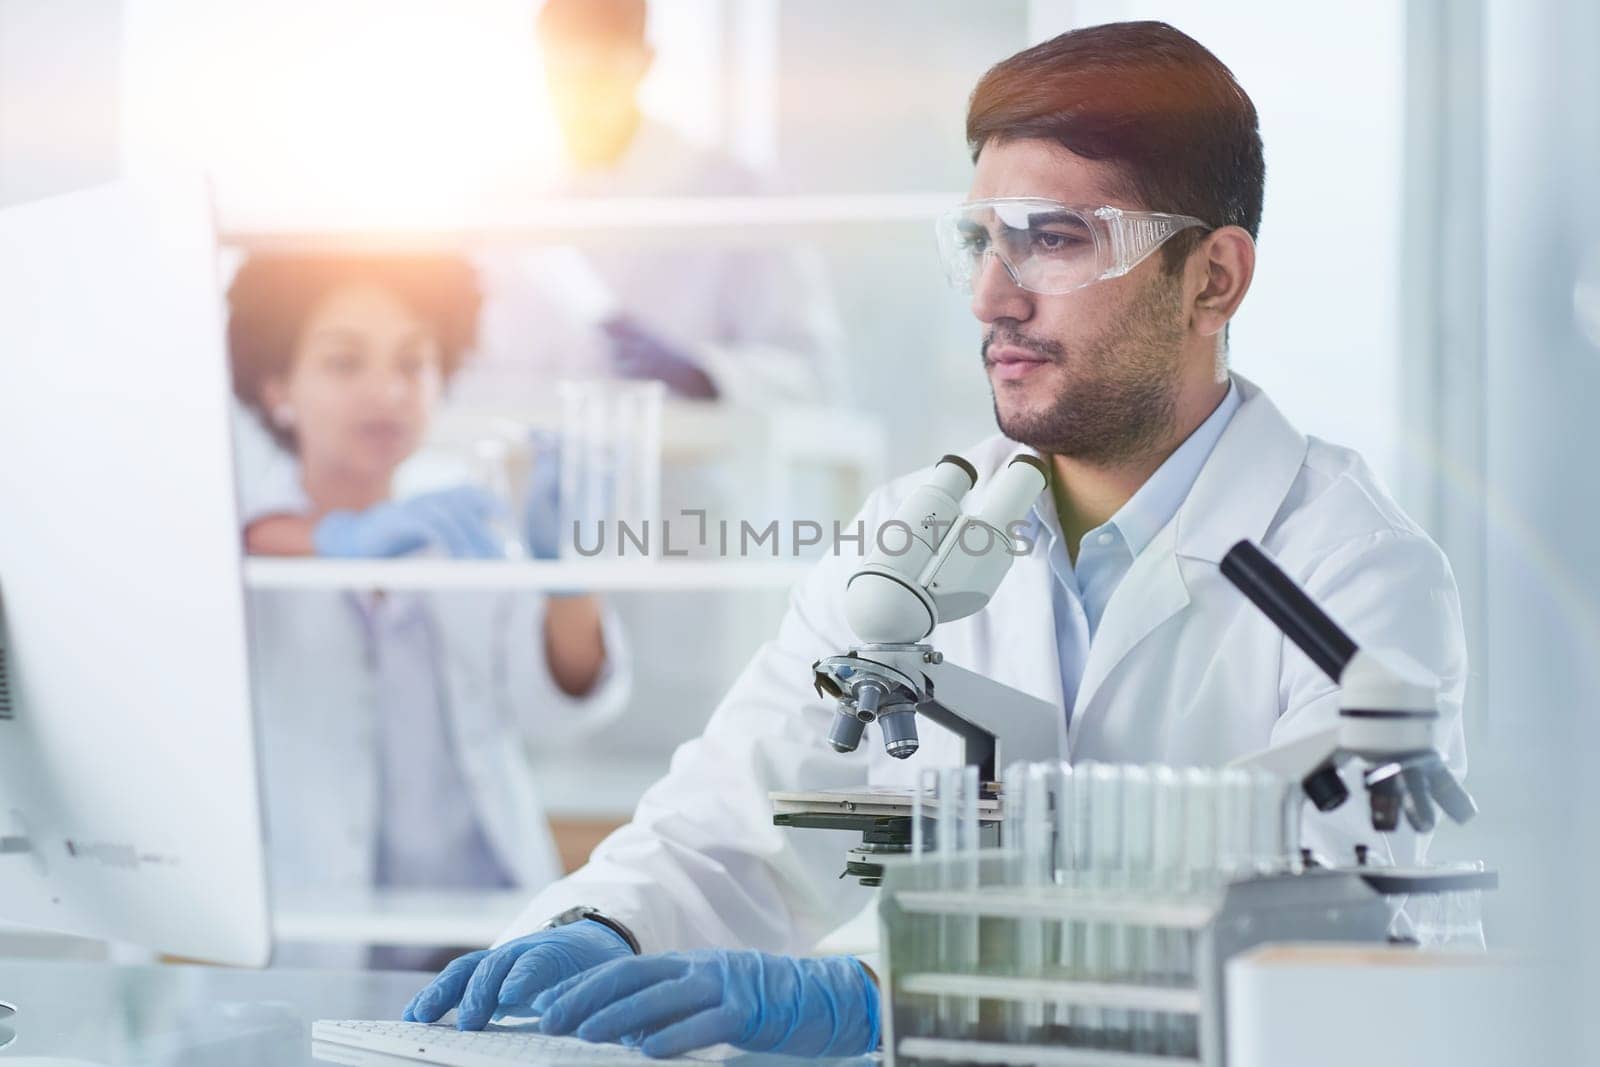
left=227, top=254, right=483, bottom=451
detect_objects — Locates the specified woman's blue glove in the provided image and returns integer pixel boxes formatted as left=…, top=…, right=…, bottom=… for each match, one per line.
left=603, top=316, right=718, bottom=399
left=532, top=950, right=880, bottom=1060
left=402, top=921, right=634, bottom=1031
left=312, top=487, right=504, bottom=560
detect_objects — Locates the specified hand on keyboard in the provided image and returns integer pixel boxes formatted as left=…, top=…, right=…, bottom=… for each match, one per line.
left=531, top=949, right=880, bottom=1059
left=403, top=921, right=634, bottom=1031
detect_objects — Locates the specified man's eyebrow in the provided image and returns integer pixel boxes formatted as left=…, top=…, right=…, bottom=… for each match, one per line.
left=1024, top=210, right=1091, bottom=228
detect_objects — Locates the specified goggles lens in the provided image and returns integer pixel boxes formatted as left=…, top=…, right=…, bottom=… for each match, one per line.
left=935, top=198, right=1207, bottom=296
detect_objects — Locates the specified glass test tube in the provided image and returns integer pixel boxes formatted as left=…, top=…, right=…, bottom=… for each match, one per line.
left=1249, top=770, right=1290, bottom=873
left=1215, top=768, right=1254, bottom=882
left=1088, top=763, right=1126, bottom=1050
left=913, top=767, right=938, bottom=859
left=557, top=380, right=663, bottom=560
left=1147, top=766, right=1186, bottom=1055
left=1121, top=766, right=1156, bottom=1054
left=934, top=767, right=980, bottom=1036
left=904, top=767, right=939, bottom=1037
left=1018, top=764, right=1052, bottom=1040
left=1049, top=761, right=1076, bottom=1043
left=1000, top=763, right=1029, bottom=1041
left=1065, top=761, right=1097, bottom=1044
left=1174, top=768, right=1218, bottom=1057
left=957, top=766, right=980, bottom=1035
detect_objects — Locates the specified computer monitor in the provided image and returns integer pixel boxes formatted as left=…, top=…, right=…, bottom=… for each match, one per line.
left=0, top=177, right=270, bottom=968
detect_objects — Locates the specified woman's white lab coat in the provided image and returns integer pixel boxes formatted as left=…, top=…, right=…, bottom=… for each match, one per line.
left=497, top=375, right=1468, bottom=955
left=248, top=586, right=629, bottom=964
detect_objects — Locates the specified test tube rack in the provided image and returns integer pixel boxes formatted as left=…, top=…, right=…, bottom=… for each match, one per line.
left=877, top=852, right=1393, bottom=1066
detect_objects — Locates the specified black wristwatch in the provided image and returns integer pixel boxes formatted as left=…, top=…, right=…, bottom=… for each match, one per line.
left=541, top=905, right=641, bottom=955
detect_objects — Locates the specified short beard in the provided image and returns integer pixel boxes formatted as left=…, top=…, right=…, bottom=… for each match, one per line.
left=987, top=272, right=1186, bottom=464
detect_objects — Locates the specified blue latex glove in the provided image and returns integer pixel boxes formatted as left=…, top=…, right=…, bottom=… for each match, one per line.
left=402, top=921, right=634, bottom=1031
left=532, top=950, right=880, bottom=1060
left=313, top=486, right=505, bottom=560
left=604, top=316, right=718, bottom=399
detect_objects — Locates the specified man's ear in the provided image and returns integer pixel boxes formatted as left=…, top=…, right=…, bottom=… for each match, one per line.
left=1189, top=226, right=1256, bottom=339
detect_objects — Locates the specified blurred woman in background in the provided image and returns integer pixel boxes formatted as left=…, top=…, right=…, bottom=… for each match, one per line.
left=227, top=254, right=629, bottom=968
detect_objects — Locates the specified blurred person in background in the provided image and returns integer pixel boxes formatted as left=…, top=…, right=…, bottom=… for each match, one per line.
left=455, top=0, right=843, bottom=408
left=228, top=254, right=630, bottom=968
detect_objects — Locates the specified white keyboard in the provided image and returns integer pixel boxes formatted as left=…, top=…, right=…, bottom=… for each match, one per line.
left=312, top=1019, right=694, bottom=1066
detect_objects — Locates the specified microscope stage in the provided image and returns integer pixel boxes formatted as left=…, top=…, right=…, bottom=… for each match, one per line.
left=769, top=785, right=1002, bottom=820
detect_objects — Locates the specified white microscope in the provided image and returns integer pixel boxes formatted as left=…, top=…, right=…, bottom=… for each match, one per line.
left=770, top=453, right=1067, bottom=882
left=1219, top=540, right=1477, bottom=846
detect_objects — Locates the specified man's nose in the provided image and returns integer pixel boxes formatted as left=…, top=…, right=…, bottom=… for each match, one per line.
left=969, top=252, right=1032, bottom=324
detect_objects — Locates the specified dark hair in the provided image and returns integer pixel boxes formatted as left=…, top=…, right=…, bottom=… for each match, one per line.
left=227, top=254, right=482, bottom=452
left=536, top=0, right=646, bottom=46
left=967, top=21, right=1264, bottom=273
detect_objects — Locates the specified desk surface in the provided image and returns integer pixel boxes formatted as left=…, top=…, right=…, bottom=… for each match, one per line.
left=0, top=961, right=874, bottom=1066
left=0, top=960, right=421, bottom=1066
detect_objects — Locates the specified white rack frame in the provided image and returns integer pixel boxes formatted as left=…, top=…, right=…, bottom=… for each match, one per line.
left=242, top=558, right=812, bottom=593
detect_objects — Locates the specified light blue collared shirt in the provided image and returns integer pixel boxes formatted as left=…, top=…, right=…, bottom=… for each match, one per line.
left=1029, top=379, right=1242, bottom=720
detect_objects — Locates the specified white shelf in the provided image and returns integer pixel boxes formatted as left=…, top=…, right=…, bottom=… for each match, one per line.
left=219, top=192, right=963, bottom=252
left=242, top=558, right=813, bottom=592
left=272, top=889, right=528, bottom=948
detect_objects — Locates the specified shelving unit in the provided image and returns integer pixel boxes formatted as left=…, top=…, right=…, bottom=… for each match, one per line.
left=218, top=192, right=964, bottom=253
left=242, top=557, right=814, bottom=593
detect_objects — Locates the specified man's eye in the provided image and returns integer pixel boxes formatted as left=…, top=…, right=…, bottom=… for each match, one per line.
left=1032, top=230, right=1085, bottom=253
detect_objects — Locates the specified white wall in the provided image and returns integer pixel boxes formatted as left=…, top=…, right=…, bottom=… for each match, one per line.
left=120, top=0, right=725, bottom=223
left=0, top=0, right=122, bottom=207
left=1042, top=1, right=1406, bottom=492
left=1479, top=0, right=1600, bottom=1056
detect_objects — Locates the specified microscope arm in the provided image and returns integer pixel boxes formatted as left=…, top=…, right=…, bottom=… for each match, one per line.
left=916, top=659, right=1062, bottom=782
left=1220, top=541, right=1477, bottom=832
left=1228, top=724, right=1344, bottom=782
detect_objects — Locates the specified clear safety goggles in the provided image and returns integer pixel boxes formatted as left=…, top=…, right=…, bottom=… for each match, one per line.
left=934, top=197, right=1211, bottom=296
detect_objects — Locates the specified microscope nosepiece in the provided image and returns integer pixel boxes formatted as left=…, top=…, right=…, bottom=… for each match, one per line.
left=878, top=708, right=920, bottom=759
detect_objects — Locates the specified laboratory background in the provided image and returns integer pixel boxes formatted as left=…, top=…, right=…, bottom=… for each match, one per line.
left=1, top=0, right=1598, bottom=1062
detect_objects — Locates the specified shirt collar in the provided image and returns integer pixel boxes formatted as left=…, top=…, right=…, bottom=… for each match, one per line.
left=1027, top=377, right=1242, bottom=557
left=1112, top=378, right=1241, bottom=555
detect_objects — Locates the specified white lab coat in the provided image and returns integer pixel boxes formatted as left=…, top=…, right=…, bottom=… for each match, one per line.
left=456, top=120, right=845, bottom=409
left=249, top=587, right=630, bottom=889
left=248, top=586, right=630, bottom=968
left=497, top=376, right=1468, bottom=954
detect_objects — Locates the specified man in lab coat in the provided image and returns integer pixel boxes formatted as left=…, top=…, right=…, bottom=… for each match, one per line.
left=405, top=22, right=1466, bottom=1058
left=453, top=0, right=843, bottom=408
